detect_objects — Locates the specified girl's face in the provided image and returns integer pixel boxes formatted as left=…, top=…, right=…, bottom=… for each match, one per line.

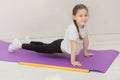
left=73, top=9, right=88, bottom=27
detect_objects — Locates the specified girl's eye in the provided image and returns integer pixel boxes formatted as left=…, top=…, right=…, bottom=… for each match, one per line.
left=85, top=15, right=88, bottom=17
left=79, top=14, right=88, bottom=17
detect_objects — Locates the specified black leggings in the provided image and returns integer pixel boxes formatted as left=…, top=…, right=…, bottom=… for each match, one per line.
left=22, top=39, right=63, bottom=54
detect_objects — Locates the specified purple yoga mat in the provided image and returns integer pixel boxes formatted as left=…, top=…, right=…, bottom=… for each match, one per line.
left=0, top=40, right=119, bottom=73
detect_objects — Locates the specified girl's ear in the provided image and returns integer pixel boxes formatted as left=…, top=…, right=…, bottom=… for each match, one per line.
left=73, top=15, right=76, bottom=21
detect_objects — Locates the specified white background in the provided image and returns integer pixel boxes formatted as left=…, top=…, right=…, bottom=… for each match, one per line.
left=0, top=0, right=120, bottom=40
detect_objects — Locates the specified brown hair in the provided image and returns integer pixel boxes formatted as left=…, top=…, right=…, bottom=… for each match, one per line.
left=72, top=4, right=88, bottom=40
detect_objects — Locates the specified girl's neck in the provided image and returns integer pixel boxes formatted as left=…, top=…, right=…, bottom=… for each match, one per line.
left=77, top=23, right=84, bottom=29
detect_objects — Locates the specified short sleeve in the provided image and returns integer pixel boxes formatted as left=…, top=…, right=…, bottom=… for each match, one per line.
left=68, top=28, right=78, bottom=40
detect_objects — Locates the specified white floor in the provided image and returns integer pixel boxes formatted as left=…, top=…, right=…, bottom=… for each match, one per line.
left=0, top=34, right=120, bottom=80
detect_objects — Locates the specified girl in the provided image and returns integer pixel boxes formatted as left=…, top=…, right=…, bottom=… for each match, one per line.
left=8, top=4, right=94, bottom=67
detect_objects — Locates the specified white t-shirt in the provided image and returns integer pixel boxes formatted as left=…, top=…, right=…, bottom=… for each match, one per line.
left=61, top=23, right=88, bottom=55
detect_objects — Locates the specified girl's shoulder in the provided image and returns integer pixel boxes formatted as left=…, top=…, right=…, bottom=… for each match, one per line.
left=67, top=23, right=76, bottom=30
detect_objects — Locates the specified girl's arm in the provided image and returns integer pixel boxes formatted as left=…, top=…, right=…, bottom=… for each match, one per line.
left=70, top=40, right=82, bottom=67
left=83, top=35, right=89, bottom=53
left=83, top=36, right=94, bottom=57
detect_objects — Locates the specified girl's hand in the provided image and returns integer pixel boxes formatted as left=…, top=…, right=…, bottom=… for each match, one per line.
left=71, top=61, right=82, bottom=67
left=84, top=52, right=95, bottom=57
